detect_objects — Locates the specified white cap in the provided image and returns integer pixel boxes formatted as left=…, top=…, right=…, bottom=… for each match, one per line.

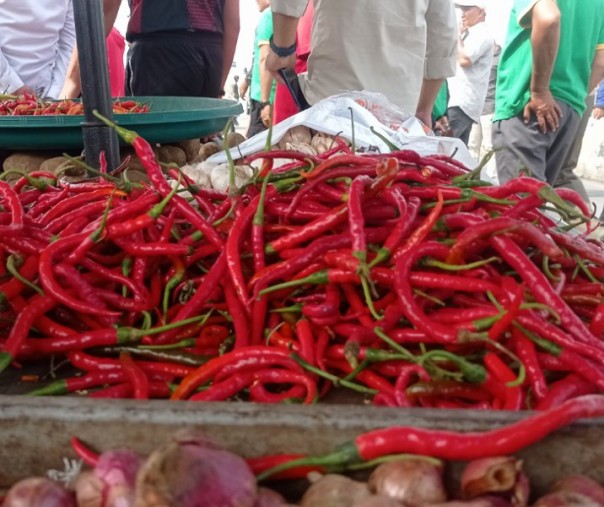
left=455, top=0, right=487, bottom=9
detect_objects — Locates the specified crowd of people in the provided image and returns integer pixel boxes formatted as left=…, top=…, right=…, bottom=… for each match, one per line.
left=1, top=0, right=603, bottom=204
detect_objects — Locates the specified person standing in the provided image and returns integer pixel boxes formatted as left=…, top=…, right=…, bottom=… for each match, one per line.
left=467, top=44, right=501, bottom=181
left=595, top=80, right=604, bottom=119
left=446, top=0, right=494, bottom=145
left=492, top=0, right=604, bottom=187
left=0, top=0, right=76, bottom=98
left=265, top=0, right=458, bottom=129
left=246, top=0, right=276, bottom=138
left=61, top=0, right=240, bottom=100
left=272, top=0, right=314, bottom=124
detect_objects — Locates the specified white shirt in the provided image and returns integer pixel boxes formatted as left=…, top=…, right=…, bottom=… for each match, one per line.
left=271, top=0, right=457, bottom=115
left=447, top=21, right=494, bottom=123
left=0, top=0, right=76, bottom=98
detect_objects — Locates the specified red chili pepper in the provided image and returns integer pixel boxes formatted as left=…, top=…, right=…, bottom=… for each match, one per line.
left=157, top=253, right=226, bottom=344
left=535, top=375, right=597, bottom=410
left=484, top=353, right=523, bottom=410
left=247, top=454, right=325, bottom=480
left=510, top=328, right=548, bottom=402
left=223, top=278, right=250, bottom=348
left=392, top=191, right=443, bottom=262
left=171, top=346, right=300, bottom=400
left=70, top=436, right=99, bottom=467
left=0, top=294, right=56, bottom=372
left=491, top=236, right=602, bottom=351
left=120, top=351, right=150, bottom=399
left=0, top=180, right=24, bottom=228
left=98, top=116, right=224, bottom=249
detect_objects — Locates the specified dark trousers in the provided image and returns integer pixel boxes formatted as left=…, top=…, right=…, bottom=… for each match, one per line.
left=125, top=32, right=223, bottom=98
left=492, top=100, right=580, bottom=186
left=246, top=99, right=268, bottom=138
left=447, top=106, right=475, bottom=146
left=554, top=95, right=594, bottom=203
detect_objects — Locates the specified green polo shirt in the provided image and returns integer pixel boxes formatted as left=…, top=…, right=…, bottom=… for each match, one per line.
left=250, top=8, right=276, bottom=104
left=494, top=0, right=604, bottom=121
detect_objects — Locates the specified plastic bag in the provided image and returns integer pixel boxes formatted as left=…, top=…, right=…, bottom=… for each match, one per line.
left=208, top=91, right=477, bottom=169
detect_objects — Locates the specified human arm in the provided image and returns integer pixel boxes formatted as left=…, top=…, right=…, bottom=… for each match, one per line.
left=48, top=0, right=77, bottom=98
left=259, top=42, right=274, bottom=127
left=220, top=0, right=240, bottom=92
left=421, top=0, right=458, bottom=126
left=592, top=55, right=604, bottom=119
left=239, top=75, right=250, bottom=99
left=522, top=0, right=562, bottom=133
left=60, top=0, right=122, bottom=98
left=416, top=78, right=445, bottom=129
left=265, top=1, right=307, bottom=80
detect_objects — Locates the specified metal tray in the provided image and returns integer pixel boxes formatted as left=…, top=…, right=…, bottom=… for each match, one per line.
left=0, top=96, right=243, bottom=150
left=1, top=394, right=603, bottom=498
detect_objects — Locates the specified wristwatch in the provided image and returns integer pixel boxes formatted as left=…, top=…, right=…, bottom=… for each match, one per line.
left=269, top=35, right=297, bottom=58
left=259, top=101, right=271, bottom=109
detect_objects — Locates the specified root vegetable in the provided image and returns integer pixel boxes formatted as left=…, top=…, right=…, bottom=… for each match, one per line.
left=179, top=162, right=213, bottom=188
left=461, top=457, right=529, bottom=506
left=367, top=458, right=447, bottom=506
left=311, top=133, right=336, bottom=155
left=174, top=139, right=202, bottom=163
left=226, top=132, right=246, bottom=148
left=134, top=432, right=257, bottom=507
left=210, top=163, right=254, bottom=192
left=549, top=476, right=604, bottom=505
left=156, top=146, right=187, bottom=167
left=532, top=490, right=604, bottom=507
left=351, top=495, right=405, bottom=507
left=299, top=474, right=372, bottom=507
left=427, top=500, right=511, bottom=507
left=74, top=449, right=142, bottom=507
left=196, top=142, right=221, bottom=162
left=278, top=126, right=312, bottom=150
left=254, top=487, right=288, bottom=507
left=2, top=477, right=75, bottom=507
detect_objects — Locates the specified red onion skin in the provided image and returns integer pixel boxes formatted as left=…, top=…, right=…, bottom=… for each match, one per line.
left=532, top=491, right=604, bottom=507
left=426, top=499, right=511, bottom=507
left=2, top=477, right=75, bottom=507
left=550, top=476, right=604, bottom=505
left=254, top=487, right=288, bottom=507
left=299, top=474, right=372, bottom=507
left=134, top=439, right=258, bottom=507
left=351, top=495, right=405, bottom=507
left=368, top=458, right=447, bottom=506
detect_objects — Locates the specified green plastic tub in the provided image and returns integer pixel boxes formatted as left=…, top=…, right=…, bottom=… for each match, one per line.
left=0, top=96, right=243, bottom=150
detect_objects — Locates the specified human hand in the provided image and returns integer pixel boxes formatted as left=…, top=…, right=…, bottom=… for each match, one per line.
left=415, top=111, right=433, bottom=132
left=265, top=51, right=296, bottom=83
left=593, top=107, right=604, bottom=120
left=523, top=90, right=562, bottom=133
left=434, top=116, right=452, bottom=137
left=260, top=104, right=272, bottom=128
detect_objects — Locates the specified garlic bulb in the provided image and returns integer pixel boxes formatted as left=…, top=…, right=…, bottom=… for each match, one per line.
left=210, top=163, right=254, bottom=193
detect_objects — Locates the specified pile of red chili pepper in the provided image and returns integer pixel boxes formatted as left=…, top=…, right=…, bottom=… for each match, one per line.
left=0, top=116, right=602, bottom=411
left=0, top=93, right=149, bottom=116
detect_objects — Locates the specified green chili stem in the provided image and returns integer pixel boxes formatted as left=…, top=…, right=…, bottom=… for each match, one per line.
left=6, top=255, right=44, bottom=296
left=291, top=353, right=378, bottom=395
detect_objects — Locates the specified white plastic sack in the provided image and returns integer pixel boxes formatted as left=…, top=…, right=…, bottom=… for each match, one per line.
left=208, top=91, right=477, bottom=169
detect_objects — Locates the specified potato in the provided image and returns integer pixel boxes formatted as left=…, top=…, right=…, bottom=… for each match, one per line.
left=156, top=146, right=187, bottom=167
left=195, top=141, right=221, bottom=163
left=39, top=156, right=71, bottom=175
left=225, top=132, right=246, bottom=148
left=173, top=139, right=202, bottom=163
left=2, top=152, right=50, bottom=179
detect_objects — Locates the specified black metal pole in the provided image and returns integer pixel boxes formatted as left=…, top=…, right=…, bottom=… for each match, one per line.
left=72, top=0, right=121, bottom=173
